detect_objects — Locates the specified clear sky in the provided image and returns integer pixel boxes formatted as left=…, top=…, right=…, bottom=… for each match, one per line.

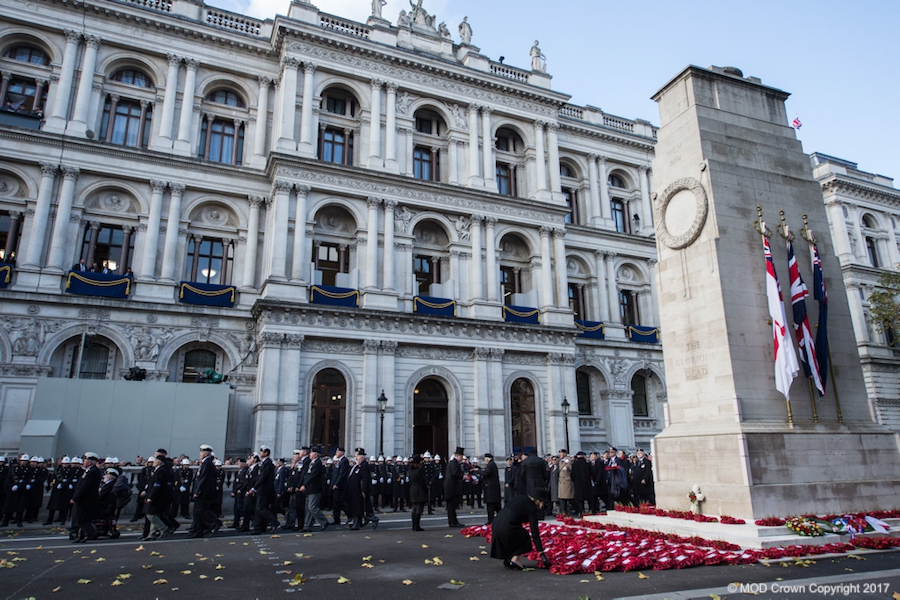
left=209, top=0, right=899, bottom=181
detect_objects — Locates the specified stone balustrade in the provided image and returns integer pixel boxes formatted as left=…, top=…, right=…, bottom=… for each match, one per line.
left=123, top=0, right=171, bottom=12
left=319, top=14, right=370, bottom=39
left=205, top=9, right=262, bottom=36
left=489, top=62, right=529, bottom=83
left=559, top=104, right=584, bottom=120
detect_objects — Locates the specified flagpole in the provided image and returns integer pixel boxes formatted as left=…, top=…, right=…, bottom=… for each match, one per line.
left=756, top=205, right=793, bottom=425
left=827, top=346, right=843, bottom=423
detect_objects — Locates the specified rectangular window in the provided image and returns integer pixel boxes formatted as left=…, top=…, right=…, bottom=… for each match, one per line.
left=496, top=136, right=510, bottom=152
left=81, top=225, right=135, bottom=273
left=414, top=254, right=440, bottom=295
left=326, top=97, right=346, bottom=115
left=500, top=266, right=520, bottom=306
left=415, top=117, right=433, bottom=135
left=564, top=188, right=578, bottom=225
left=413, top=146, right=439, bottom=181
left=866, top=236, right=880, bottom=268
left=619, top=290, right=639, bottom=325
left=320, top=128, right=353, bottom=166
left=496, top=163, right=516, bottom=197
left=184, top=237, right=234, bottom=285
left=568, top=283, right=585, bottom=319
left=315, top=242, right=349, bottom=287
left=611, top=199, right=628, bottom=233
left=0, top=212, right=22, bottom=263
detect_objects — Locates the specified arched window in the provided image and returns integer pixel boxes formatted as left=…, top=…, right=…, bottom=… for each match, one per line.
left=205, top=89, right=245, bottom=108
left=69, top=341, right=110, bottom=379
left=111, top=69, right=151, bottom=88
left=322, top=88, right=357, bottom=117
left=865, top=236, right=880, bottom=268
left=311, top=369, right=346, bottom=454
left=631, top=373, right=648, bottom=417
left=862, top=214, right=878, bottom=229
left=608, top=174, right=626, bottom=189
left=611, top=198, right=629, bottom=233
left=3, top=45, right=49, bottom=66
left=510, top=378, right=537, bottom=455
left=80, top=223, right=135, bottom=273
left=576, top=369, right=591, bottom=415
left=498, top=233, right=533, bottom=307
left=198, top=118, right=244, bottom=165
left=182, top=349, right=217, bottom=383
left=100, top=97, right=152, bottom=147
left=560, top=163, right=575, bottom=178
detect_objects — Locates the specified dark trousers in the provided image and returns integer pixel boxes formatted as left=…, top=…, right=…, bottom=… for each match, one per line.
left=486, top=502, right=500, bottom=524
left=446, top=494, right=460, bottom=525
left=132, top=497, right=145, bottom=521
left=190, top=497, right=220, bottom=534
left=252, top=495, right=278, bottom=532
left=331, top=489, right=346, bottom=524
left=232, top=495, right=245, bottom=527
left=411, top=501, right=425, bottom=530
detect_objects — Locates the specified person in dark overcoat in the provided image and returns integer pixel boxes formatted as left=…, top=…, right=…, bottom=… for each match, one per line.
left=422, top=452, right=436, bottom=514
left=444, top=447, right=464, bottom=527
left=346, top=448, right=371, bottom=530
left=0, top=457, right=8, bottom=525
left=489, top=487, right=549, bottom=570
left=299, top=447, right=329, bottom=532
left=188, top=445, right=223, bottom=538
left=131, top=458, right=153, bottom=522
left=572, top=451, right=592, bottom=516
left=408, top=454, right=427, bottom=531
left=330, top=448, right=350, bottom=525
left=240, top=454, right=259, bottom=532
left=503, top=456, right=516, bottom=505
left=44, top=457, right=70, bottom=525
left=143, top=454, right=172, bottom=540
left=25, top=457, right=47, bottom=522
left=172, top=459, right=194, bottom=519
left=2, top=456, right=28, bottom=527
left=632, top=449, right=654, bottom=505
left=70, top=452, right=102, bottom=542
left=230, top=458, right=249, bottom=529
left=249, top=445, right=279, bottom=534
left=481, top=453, right=502, bottom=524
left=212, top=460, right=226, bottom=517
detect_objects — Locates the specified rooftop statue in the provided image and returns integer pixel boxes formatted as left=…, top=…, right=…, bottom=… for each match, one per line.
left=371, top=0, right=386, bottom=18
left=409, top=0, right=436, bottom=28
left=459, top=16, right=473, bottom=44
left=530, top=40, right=547, bottom=73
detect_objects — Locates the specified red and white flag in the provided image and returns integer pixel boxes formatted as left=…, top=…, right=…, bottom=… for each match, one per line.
left=792, top=117, right=802, bottom=129
left=764, top=236, right=799, bottom=399
left=787, top=235, right=825, bottom=395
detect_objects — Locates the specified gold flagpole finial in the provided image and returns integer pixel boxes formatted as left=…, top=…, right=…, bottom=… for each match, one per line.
left=776, top=209, right=794, bottom=241
left=799, top=212, right=817, bottom=245
left=753, top=204, right=772, bottom=239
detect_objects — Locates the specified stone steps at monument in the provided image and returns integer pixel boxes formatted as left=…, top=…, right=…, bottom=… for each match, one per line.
left=584, top=512, right=900, bottom=550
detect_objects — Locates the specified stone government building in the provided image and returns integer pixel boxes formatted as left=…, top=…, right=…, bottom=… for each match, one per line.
left=0, top=0, right=666, bottom=459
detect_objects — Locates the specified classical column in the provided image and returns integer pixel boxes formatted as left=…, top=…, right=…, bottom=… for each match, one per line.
left=103, top=94, right=119, bottom=143
left=484, top=216, right=498, bottom=302
left=268, top=180, right=291, bottom=281
left=449, top=250, right=461, bottom=298
left=253, top=76, right=270, bottom=159
left=290, top=184, right=310, bottom=282
left=84, top=221, right=100, bottom=267
left=547, top=122, right=562, bottom=194
left=66, top=35, right=100, bottom=135
left=604, top=251, right=619, bottom=323
left=850, top=204, right=864, bottom=259
left=647, top=258, right=659, bottom=325
left=140, top=179, right=166, bottom=279
left=587, top=154, right=601, bottom=226
left=4, top=211, right=21, bottom=261
left=367, top=80, right=383, bottom=169
left=382, top=200, right=396, bottom=291
left=597, top=155, right=611, bottom=221
left=467, top=104, right=481, bottom=185
left=469, top=215, right=483, bottom=301
left=45, top=166, right=80, bottom=271
left=448, top=139, right=459, bottom=184
left=638, top=165, right=653, bottom=230
left=0, top=72, right=10, bottom=105
left=552, top=227, right=568, bottom=309
left=539, top=226, right=553, bottom=308
left=887, top=224, right=900, bottom=268
left=364, top=197, right=380, bottom=289
left=22, top=163, right=57, bottom=268
left=403, top=127, right=414, bottom=176
left=384, top=83, right=397, bottom=170
left=298, top=62, right=317, bottom=154
left=174, top=58, right=199, bottom=151
left=276, top=58, right=299, bottom=151
left=152, top=55, right=180, bottom=148
left=32, top=79, right=47, bottom=112
left=119, top=225, right=133, bottom=274
left=159, top=183, right=185, bottom=282
left=481, top=107, right=494, bottom=189
left=533, top=120, right=547, bottom=194
left=46, top=31, right=80, bottom=129
left=243, top=195, right=264, bottom=288
left=593, top=250, right=610, bottom=321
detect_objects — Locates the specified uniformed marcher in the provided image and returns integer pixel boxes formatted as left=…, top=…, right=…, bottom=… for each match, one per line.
left=240, top=454, right=260, bottom=532
left=172, top=459, right=194, bottom=519
left=131, top=457, right=154, bottom=522
left=44, top=457, right=70, bottom=525
left=444, top=447, right=464, bottom=527
left=212, top=459, right=226, bottom=517
left=248, top=445, right=279, bottom=534
left=3, top=454, right=30, bottom=527
left=432, top=454, right=444, bottom=508
left=299, top=447, right=329, bottom=532
left=70, top=452, right=102, bottom=542
left=142, top=454, right=171, bottom=540
left=283, top=450, right=302, bottom=530
left=188, top=444, right=223, bottom=538
left=346, top=448, right=371, bottom=530
left=330, top=447, right=350, bottom=525
left=0, top=456, right=8, bottom=525
left=230, top=458, right=249, bottom=529
left=481, top=453, right=502, bottom=524
left=25, top=456, right=47, bottom=522
left=422, top=452, right=435, bottom=514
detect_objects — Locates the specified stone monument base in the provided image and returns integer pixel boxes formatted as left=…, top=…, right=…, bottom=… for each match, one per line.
left=651, top=422, right=900, bottom=520
left=585, top=511, right=900, bottom=550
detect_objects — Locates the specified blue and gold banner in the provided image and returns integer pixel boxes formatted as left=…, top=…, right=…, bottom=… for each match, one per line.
left=413, top=295, right=456, bottom=317
left=66, top=270, right=131, bottom=298
left=503, top=304, right=540, bottom=324
left=0, top=263, right=12, bottom=288
left=179, top=281, right=236, bottom=307
left=310, top=285, right=359, bottom=307
left=627, top=324, right=660, bottom=344
left=575, top=320, right=605, bottom=339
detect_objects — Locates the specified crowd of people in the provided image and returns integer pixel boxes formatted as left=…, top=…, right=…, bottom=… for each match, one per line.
left=0, top=443, right=654, bottom=554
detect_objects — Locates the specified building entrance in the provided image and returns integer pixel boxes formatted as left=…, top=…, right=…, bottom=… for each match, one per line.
left=413, top=378, right=448, bottom=460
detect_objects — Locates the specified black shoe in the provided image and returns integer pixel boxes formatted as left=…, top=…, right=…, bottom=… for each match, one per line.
left=42, top=520, right=53, bottom=526
left=349, top=525, right=360, bottom=530
left=320, top=523, right=329, bottom=532
left=371, top=518, right=379, bottom=531
left=250, top=530, right=263, bottom=535
left=449, top=522, right=463, bottom=528
left=206, top=522, right=222, bottom=537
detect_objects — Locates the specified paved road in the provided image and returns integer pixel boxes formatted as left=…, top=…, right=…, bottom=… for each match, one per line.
left=2, top=510, right=898, bottom=599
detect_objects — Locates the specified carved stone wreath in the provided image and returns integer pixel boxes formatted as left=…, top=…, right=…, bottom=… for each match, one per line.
left=654, top=177, right=708, bottom=250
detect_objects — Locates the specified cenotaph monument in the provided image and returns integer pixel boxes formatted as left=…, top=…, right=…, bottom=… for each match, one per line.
left=649, top=65, right=900, bottom=518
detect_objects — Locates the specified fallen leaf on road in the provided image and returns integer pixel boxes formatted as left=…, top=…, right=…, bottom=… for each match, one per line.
left=36, top=545, right=42, bottom=550
left=77, top=579, right=91, bottom=584
left=637, top=572, right=649, bottom=579
left=215, top=576, right=224, bottom=581
left=288, top=574, right=306, bottom=587
left=199, top=575, right=208, bottom=580
left=216, top=564, right=226, bottom=570
left=303, top=533, right=313, bottom=537
left=469, top=556, right=479, bottom=561
left=150, top=551, right=161, bottom=557
left=361, top=563, right=373, bottom=568
left=135, top=545, right=145, bottom=552
left=141, top=565, right=153, bottom=570
left=111, top=580, right=124, bottom=587
left=337, top=576, right=350, bottom=584
left=117, top=574, right=131, bottom=580
left=180, top=570, right=191, bottom=575
left=480, top=551, right=488, bottom=555
left=259, top=550, right=269, bottom=555
left=450, top=579, right=464, bottom=586
left=362, top=555, right=372, bottom=561
left=294, top=553, right=304, bottom=558
left=156, top=570, right=164, bottom=574
left=580, top=579, right=591, bottom=583
left=710, top=595, right=721, bottom=600
left=402, top=579, right=414, bottom=585
left=6, top=552, right=18, bottom=556
left=444, top=534, right=453, bottom=538
left=90, top=550, right=97, bottom=554
left=215, top=554, right=224, bottom=557
left=421, top=544, right=428, bottom=549
left=848, top=555, right=866, bottom=561
left=271, top=535, right=281, bottom=538
left=54, top=560, right=64, bottom=564
left=52, top=586, right=61, bottom=592
left=152, top=578, right=168, bottom=585
left=283, top=560, right=293, bottom=565
left=95, top=558, right=105, bottom=562
left=892, top=592, right=900, bottom=600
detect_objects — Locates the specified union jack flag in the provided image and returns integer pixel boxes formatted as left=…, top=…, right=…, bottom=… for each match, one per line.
left=811, top=243, right=828, bottom=394
left=788, top=238, right=824, bottom=396
left=765, top=236, right=798, bottom=400
left=792, top=117, right=802, bottom=129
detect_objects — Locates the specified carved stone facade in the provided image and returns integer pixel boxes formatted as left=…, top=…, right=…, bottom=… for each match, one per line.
left=0, top=0, right=664, bottom=457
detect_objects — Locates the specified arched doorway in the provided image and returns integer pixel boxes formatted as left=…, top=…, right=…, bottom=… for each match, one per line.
left=413, top=378, right=448, bottom=459
left=311, top=368, right=346, bottom=455
left=510, top=378, right=537, bottom=455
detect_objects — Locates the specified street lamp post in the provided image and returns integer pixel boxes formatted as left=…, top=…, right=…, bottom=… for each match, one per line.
left=561, top=396, right=571, bottom=452
left=377, top=390, right=388, bottom=457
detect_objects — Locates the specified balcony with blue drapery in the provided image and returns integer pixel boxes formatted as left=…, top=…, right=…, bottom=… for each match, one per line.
left=626, top=324, right=660, bottom=343
left=413, top=295, right=456, bottom=317
left=503, top=304, right=540, bottom=324
left=310, top=285, right=359, bottom=307
left=0, top=263, right=12, bottom=288
left=178, top=281, right=236, bottom=307
left=65, top=270, right=132, bottom=299
left=575, top=320, right=605, bottom=339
